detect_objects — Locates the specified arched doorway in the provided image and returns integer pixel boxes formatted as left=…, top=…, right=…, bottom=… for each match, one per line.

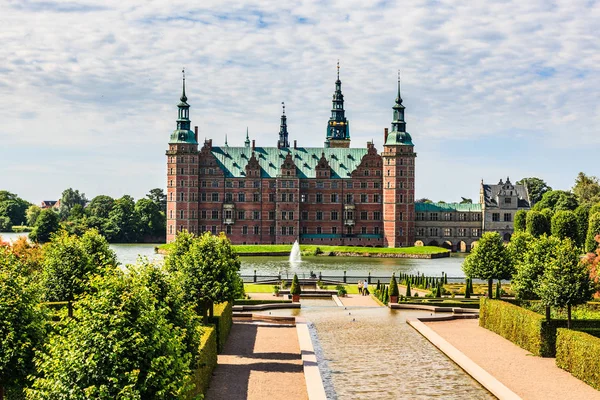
left=441, top=241, right=453, bottom=251
left=457, top=240, right=468, bottom=253
left=428, top=240, right=439, bottom=247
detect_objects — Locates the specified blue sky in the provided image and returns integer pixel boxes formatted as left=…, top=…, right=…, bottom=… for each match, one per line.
left=1, top=0, right=598, bottom=204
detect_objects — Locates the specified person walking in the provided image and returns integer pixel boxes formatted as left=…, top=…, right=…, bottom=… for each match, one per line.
left=358, top=280, right=363, bottom=296
left=363, top=281, right=369, bottom=296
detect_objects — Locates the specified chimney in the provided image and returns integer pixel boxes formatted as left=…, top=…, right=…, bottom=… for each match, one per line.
left=294, top=140, right=297, bottom=149
left=194, top=126, right=198, bottom=142
left=252, top=139, right=255, bottom=150
left=384, top=128, right=388, bottom=144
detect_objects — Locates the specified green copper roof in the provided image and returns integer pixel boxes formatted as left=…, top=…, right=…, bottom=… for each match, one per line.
left=415, top=202, right=482, bottom=212
left=210, top=146, right=369, bottom=179
left=170, top=129, right=197, bottom=144
left=385, top=130, right=413, bottom=146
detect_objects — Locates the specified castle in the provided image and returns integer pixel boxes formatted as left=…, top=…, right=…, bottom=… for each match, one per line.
left=166, top=68, right=529, bottom=251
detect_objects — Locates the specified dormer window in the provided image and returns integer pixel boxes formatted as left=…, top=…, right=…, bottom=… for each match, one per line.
left=504, top=198, right=512, bottom=204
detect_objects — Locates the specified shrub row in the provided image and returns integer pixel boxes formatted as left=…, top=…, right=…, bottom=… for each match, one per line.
left=188, top=326, right=217, bottom=398
left=210, top=302, right=233, bottom=353
left=556, top=329, right=600, bottom=390
left=480, top=298, right=600, bottom=357
left=234, top=299, right=292, bottom=305
left=401, top=300, right=480, bottom=309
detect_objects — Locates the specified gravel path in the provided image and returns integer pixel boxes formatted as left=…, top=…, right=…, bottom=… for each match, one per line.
left=206, top=322, right=308, bottom=400
left=425, top=319, right=600, bottom=399
left=339, top=294, right=382, bottom=307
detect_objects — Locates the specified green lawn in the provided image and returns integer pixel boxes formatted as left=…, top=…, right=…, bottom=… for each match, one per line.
left=158, top=243, right=449, bottom=256
left=244, top=283, right=277, bottom=293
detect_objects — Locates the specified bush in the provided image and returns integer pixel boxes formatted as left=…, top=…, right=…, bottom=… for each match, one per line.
left=336, top=285, right=347, bottom=297
left=209, top=302, right=232, bottom=353
left=526, top=210, right=550, bottom=237
left=234, top=299, right=292, bottom=305
left=188, top=326, right=217, bottom=397
left=556, top=329, right=600, bottom=390
left=290, top=274, right=301, bottom=296
left=514, top=210, right=527, bottom=232
left=389, top=274, right=399, bottom=297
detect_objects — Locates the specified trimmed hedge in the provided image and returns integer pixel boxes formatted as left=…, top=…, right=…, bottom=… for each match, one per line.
left=210, top=302, right=233, bottom=353
left=556, top=329, right=600, bottom=390
left=188, top=326, right=217, bottom=398
left=400, top=300, right=480, bottom=309
left=480, top=298, right=600, bottom=357
left=234, top=299, right=292, bottom=305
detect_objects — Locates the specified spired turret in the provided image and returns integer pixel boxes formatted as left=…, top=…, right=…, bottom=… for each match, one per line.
left=385, top=71, right=413, bottom=146
left=169, top=69, right=198, bottom=144
left=277, top=102, right=290, bottom=148
left=325, top=61, right=350, bottom=148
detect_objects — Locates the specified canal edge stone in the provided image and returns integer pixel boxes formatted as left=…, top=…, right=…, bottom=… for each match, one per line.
left=407, top=318, right=522, bottom=400
left=296, top=318, right=327, bottom=400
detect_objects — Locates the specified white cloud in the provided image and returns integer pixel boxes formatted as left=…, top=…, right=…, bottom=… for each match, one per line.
left=0, top=0, right=598, bottom=203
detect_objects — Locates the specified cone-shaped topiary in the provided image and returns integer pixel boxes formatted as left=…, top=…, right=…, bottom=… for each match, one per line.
left=405, top=278, right=412, bottom=297
left=290, top=274, right=301, bottom=296
left=389, top=274, right=399, bottom=297
left=435, top=283, right=442, bottom=298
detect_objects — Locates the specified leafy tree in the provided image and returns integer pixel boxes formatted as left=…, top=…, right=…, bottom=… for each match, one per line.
left=533, top=190, right=578, bottom=212
left=551, top=210, right=578, bottom=241
left=511, top=235, right=561, bottom=302
left=25, top=205, right=41, bottom=227
left=80, top=229, right=117, bottom=269
left=460, top=197, right=473, bottom=204
left=586, top=212, right=600, bottom=253
left=41, top=231, right=105, bottom=317
left=538, top=239, right=594, bottom=328
left=0, top=248, right=46, bottom=398
left=516, top=177, right=552, bottom=205
left=574, top=204, right=591, bottom=247
left=86, top=195, right=115, bottom=219
left=135, top=198, right=165, bottom=238
left=0, top=216, right=10, bottom=232
left=58, top=188, right=88, bottom=220
left=572, top=172, right=600, bottom=205
left=27, top=270, right=195, bottom=399
left=514, top=210, right=527, bottom=232
left=590, top=203, right=600, bottom=220
left=166, top=232, right=241, bottom=320
left=526, top=210, right=550, bottom=237
left=463, top=232, right=513, bottom=298
left=507, top=231, right=534, bottom=265
left=582, top=236, right=600, bottom=298
left=108, top=195, right=140, bottom=243
left=29, top=209, right=60, bottom=244
left=147, top=188, right=167, bottom=213
left=164, top=230, right=196, bottom=272
left=0, top=191, right=30, bottom=227
left=9, top=236, right=43, bottom=273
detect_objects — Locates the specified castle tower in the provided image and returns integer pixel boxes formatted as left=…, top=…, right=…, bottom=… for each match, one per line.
left=277, top=102, right=290, bottom=148
left=325, top=61, right=350, bottom=148
left=382, top=73, right=416, bottom=247
left=166, top=70, right=199, bottom=242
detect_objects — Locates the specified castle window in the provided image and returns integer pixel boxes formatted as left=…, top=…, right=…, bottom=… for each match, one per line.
left=399, top=194, right=404, bottom=203
left=238, top=193, right=245, bottom=202
left=400, top=170, right=404, bottom=177
left=361, top=182, right=367, bottom=188
left=397, top=212, right=402, bottom=221
left=332, top=182, right=338, bottom=189
left=492, top=213, right=500, bottom=222
left=346, top=226, right=353, bottom=235
left=332, top=227, right=338, bottom=234
left=180, top=210, right=184, bottom=219
left=459, top=213, right=467, bottom=221
left=346, top=182, right=353, bottom=189
left=281, top=193, right=287, bottom=202
left=289, top=227, right=294, bottom=235
left=301, top=194, right=306, bottom=202
left=374, top=212, right=381, bottom=220
left=289, top=212, right=294, bottom=220
left=169, top=210, right=173, bottom=219
left=443, top=213, right=452, bottom=221
left=201, top=210, right=207, bottom=219
left=331, top=193, right=338, bottom=203
left=225, top=193, right=232, bottom=202
left=180, top=193, right=184, bottom=202
left=201, top=181, right=207, bottom=188
left=289, top=194, right=294, bottom=202
left=169, top=225, right=173, bottom=234
left=416, top=213, right=425, bottom=221
left=238, top=211, right=245, bottom=220
left=287, top=171, right=290, bottom=176
left=243, top=226, right=248, bottom=235
left=444, top=228, right=452, bottom=237
left=361, top=211, right=368, bottom=220
left=387, top=170, right=390, bottom=176
left=212, top=211, right=219, bottom=220
left=225, top=210, right=233, bottom=219
left=317, top=211, right=323, bottom=220
left=226, top=181, right=232, bottom=188
left=253, top=226, right=259, bottom=235
left=361, top=227, right=367, bottom=234
left=505, top=197, right=512, bottom=204
left=282, top=211, right=287, bottom=220
left=399, top=182, right=403, bottom=189
left=504, top=213, right=512, bottom=222
left=316, top=181, right=323, bottom=189
left=212, top=181, right=219, bottom=188
left=254, top=181, right=260, bottom=188
left=269, top=211, right=276, bottom=220
left=317, top=227, right=322, bottom=234
left=302, top=211, right=308, bottom=220
left=212, top=193, right=219, bottom=202
left=458, top=228, right=466, bottom=237
left=316, top=193, right=323, bottom=203
left=281, top=226, right=287, bottom=235
left=239, top=181, right=245, bottom=188
left=430, top=213, right=439, bottom=221
left=472, top=228, right=481, bottom=237
left=374, top=194, right=381, bottom=203
left=269, top=193, right=275, bottom=202
left=169, top=193, right=173, bottom=201
left=361, top=194, right=368, bottom=202
left=331, top=211, right=339, bottom=220
left=180, top=168, right=185, bottom=174
left=429, top=228, right=438, bottom=236
left=364, top=170, right=369, bottom=176
left=226, top=225, right=232, bottom=234
left=374, top=182, right=381, bottom=189
left=302, top=226, right=308, bottom=234
left=269, top=226, right=275, bottom=235
left=374, top=227, right=380, bottom=235
left=253, top=193, right=260, bottom=202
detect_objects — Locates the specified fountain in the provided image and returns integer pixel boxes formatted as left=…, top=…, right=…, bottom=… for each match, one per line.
left=289, top=240, right=302, bottom=263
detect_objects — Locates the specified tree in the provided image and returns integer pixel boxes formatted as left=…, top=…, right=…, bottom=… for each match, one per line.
left=135, top=198, right=166, bottom=238
left=389, top=274, right=399, bottom=298
left=574, top=204, right=591, bottom=247
left=0, top=248, right=46, bottom=399
left=108, top=195, right=140, bottom=243
left=538, top=239, right=594, bottom=328
left=166, top=232, right=241, bottom=320
left=586, top=212, right=600, bottom=253
left=0, top=217, right=10, bottom=232
left=460, top=197, right=473, bottom=204
left=405, top=277, right=412, bottom=297
left=0, top=191, right=30, bottom=227
left=86, top=195, right=115, bottom=219
left=533, top=190, right=578, bottom=212
left=551, top=210, right=578, bottom=241
left=462, top=232, right=513, bottom=298
left=58, top=188, right=88, bottom=220
left=29, top=209, right=60, bottom=244
left=514, top=210, right=527, bottom=232
left=25, top=205, right=41, bottom=227
left=507, top=231, right=535, bottom=266
left=582, top=236, right=600, bottom=298
left=41, top=231, right=105, bottom=317
left=147, top=188, right=167, bottom=213
left=511, top=235, right=561, bottom=302
left=526, top=210, right=550, bottom=237
left=290, top=274, right=301, bottom=296
left=572, top=172, right=600, bottom=205
left=80, top=229, right=117, bottom=269
left=27, top=270, right=195, bottom=399
left=516, top=177, right=552, bottom=205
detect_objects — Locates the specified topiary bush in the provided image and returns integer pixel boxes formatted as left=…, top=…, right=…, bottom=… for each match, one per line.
left=556, top=328, right=600, bottom=390
left=389, top=274, right=399, bottom=297
left=290, top=274, right=301, bottom=296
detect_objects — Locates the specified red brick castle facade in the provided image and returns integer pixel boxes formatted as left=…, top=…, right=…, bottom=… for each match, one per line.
left=166, top=69, right=416, bottom=247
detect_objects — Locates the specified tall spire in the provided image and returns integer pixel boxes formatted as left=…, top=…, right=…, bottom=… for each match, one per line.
left=326, top=61, right=350, bottom=147
left=169, top=69, right=196, bottom=144
left=396, top=70, right=403, bottom=105
left=386, top=71, right=413, bottom=146
left=224, top=134, right=228, bottom=147
left=278, top=102, right=289, bottom=148
left=181, top=68, right=188, bottom=103
left=245, top=127, right=250, bottom=148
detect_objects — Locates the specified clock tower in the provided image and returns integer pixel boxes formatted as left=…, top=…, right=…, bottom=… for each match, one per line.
left=325, top=61, right=350, bottom=148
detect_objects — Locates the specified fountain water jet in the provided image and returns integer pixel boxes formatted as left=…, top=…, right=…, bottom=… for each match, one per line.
left=289, top=240, right=302, bottom=263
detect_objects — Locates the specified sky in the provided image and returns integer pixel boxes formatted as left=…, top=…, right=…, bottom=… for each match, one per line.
left=0, top=0, right=598, bottom=204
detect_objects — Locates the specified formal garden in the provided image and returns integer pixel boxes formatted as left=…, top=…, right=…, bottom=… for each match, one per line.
left=0, top=230, right=240, bottom=399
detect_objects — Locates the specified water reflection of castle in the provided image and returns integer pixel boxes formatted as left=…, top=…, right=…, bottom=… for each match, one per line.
left=165, top=69, right=529, bottom=251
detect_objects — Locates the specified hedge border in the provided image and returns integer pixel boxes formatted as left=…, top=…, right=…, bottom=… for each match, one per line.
left=188, top=326, right=217, bottom=398
left=234, top=299, right=292, bottom=305
left=210, top=302, right=233, bottom=353
left=556, top=328, right=600, bottom=390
